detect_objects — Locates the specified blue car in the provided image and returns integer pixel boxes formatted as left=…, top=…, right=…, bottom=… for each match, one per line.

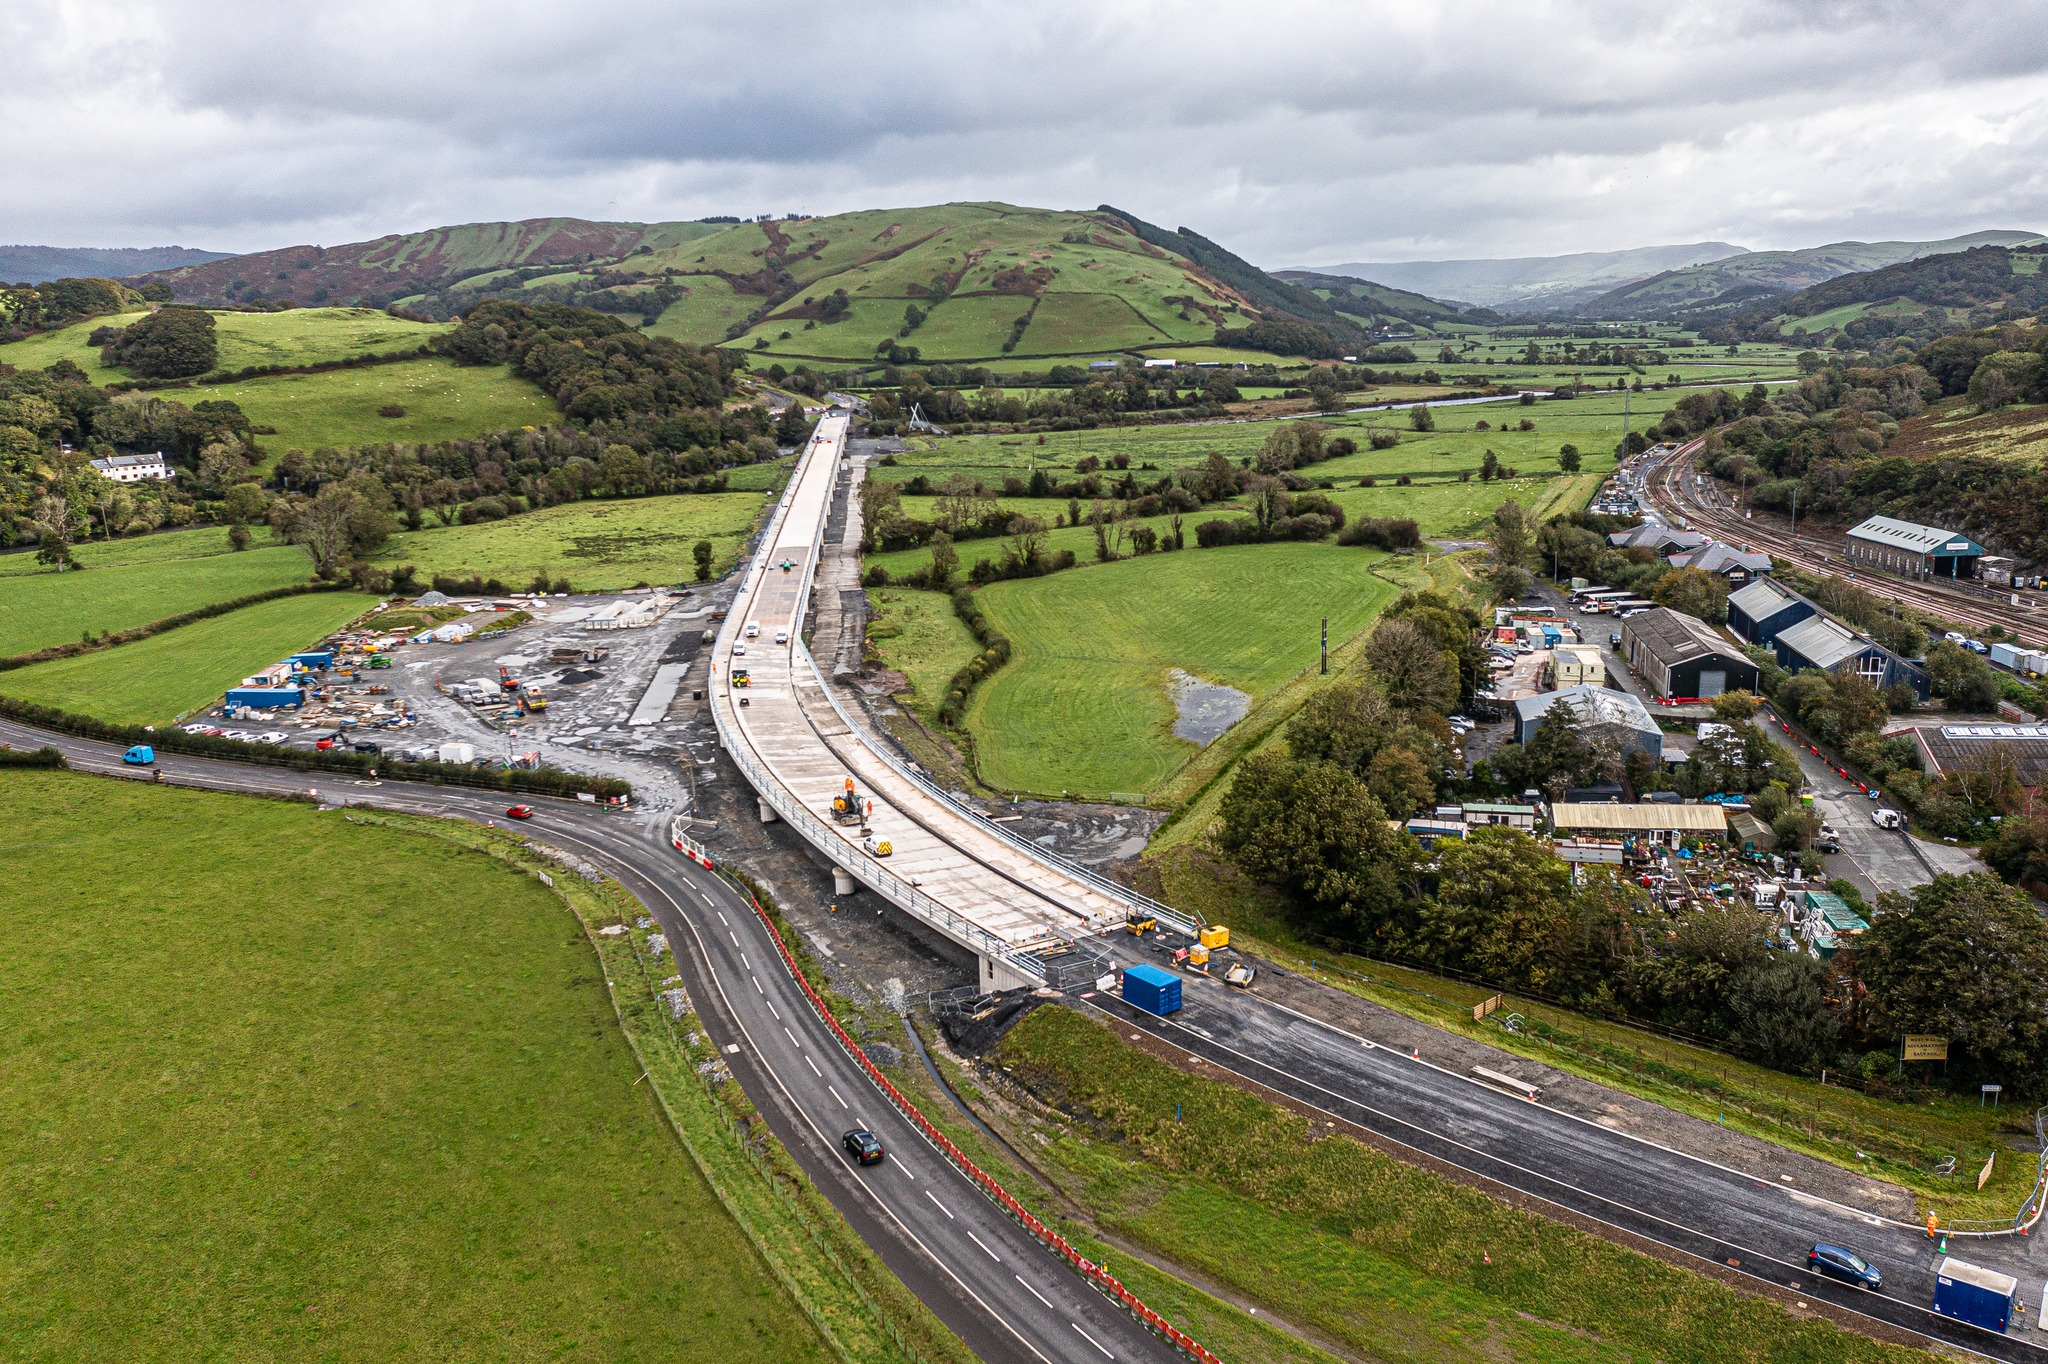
left=1809, top=1243, right=1882, bottom=1290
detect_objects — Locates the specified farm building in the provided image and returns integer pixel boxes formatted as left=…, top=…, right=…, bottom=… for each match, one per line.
left=1912, top=724, right=2048, bottom=809
left=1844, top=515, right=1986, bottom=580
left=1772, top=614, right=1930, bottom=699
left=1726, top=576, right=1818, bottom=647
left=1513, top=684, right=1662, bottom=756
left=1666, top=541, right=1773, bottom=584
left=1621, top=607, right=1760, bottom=700
left=1548, top=802, right=1729, bottom=848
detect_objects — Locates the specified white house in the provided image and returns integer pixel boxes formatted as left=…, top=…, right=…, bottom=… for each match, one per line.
left=90, top=452, right=174, bottom=483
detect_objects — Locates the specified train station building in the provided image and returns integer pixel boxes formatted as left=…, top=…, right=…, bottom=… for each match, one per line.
left=1844, top=515, right=1986, bottom=580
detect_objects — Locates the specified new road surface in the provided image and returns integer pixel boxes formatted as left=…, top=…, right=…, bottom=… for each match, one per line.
left=0, top=720, right=1178, bottom=1364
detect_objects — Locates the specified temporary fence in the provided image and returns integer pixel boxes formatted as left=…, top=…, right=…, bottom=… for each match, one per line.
left=730, top=874, right=1223, bottom=1363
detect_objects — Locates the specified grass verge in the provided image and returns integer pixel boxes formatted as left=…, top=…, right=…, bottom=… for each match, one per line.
left=991, top=1005, right=1941, bottom=1364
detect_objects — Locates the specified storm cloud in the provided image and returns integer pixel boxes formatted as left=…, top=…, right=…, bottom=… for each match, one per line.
left=4, top=0, right=2046, bottom=263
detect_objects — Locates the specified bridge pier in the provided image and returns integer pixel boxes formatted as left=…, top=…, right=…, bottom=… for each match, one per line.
left=832, top=866, right=857, bottom=896
left=757, top=797, right=778, bottom=824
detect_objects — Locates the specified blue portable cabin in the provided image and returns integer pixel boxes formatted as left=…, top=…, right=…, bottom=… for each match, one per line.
left=225, top=686, right=307, bottom=710
left=287, top=650, right=335, bottom=671
left=1933, top=1257, right=2016, bottom=1333
left=1121, top=963, right=1183, bottom=1017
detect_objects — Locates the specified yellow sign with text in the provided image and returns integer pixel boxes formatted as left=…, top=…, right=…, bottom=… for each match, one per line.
left=1902, top=1035, right=1949, bottom=1062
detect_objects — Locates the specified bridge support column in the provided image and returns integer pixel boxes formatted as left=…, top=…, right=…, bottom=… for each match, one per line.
left=978, top=953, right=1037, bottom=994
left=832, top=866, right=857, bottom=896
left=757, top=797, right=778, bottom=824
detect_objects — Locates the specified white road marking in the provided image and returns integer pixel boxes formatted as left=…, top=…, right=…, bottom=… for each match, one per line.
left=1015, top=1276, right=1054, bottom=1309
left=740, top=953, right=749, bottom=969
left=804, top=1055, right=820, bottom=1077
left=767, top=999, right=780, bottom=1019
left=925, top=1190, right=954, bottom=1220
left=751, top=976, right=763, bottom=994
left=828, top=1084, right=848, bottom=1108
left=966, top=1230, right=1001, bottom=1261
left=1072, top=1323, right=1114, bottom=1359
left=897, top=1162, right=916, bottom=1181
left=730, top=932, right=739, bottom=946
left=717, top=910, right=728, bottom=925
left=784, top=1026, right=800, bottom=1048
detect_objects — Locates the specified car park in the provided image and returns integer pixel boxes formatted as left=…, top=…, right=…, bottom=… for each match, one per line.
left=1808, top=1243, right=1882, bottom=1290
left=505, top=805, right=534, bottom=820
left=842, top=1129, right=885, bottom=1166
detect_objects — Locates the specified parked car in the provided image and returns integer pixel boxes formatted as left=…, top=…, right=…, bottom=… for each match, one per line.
left=1814, top=825, right=1841, bottom=853
left=1808, top=1243, right=1882, bottom=1290
left=1609, top=632, right=1622, bottom=647
left=842, top=1129, right=885, bottom=1166
left=258, top=731, right=289, bottom=744
left=505, top=804, right=534, bottom=820
left=352, top=741, right=381, bottom=755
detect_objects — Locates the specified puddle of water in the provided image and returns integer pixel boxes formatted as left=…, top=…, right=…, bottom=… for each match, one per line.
left=1168, top=668, right=1249, bottom=745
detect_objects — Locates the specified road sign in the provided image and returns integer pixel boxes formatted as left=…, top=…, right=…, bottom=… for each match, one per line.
left=1903, top=1035, right=1949, bottom=1061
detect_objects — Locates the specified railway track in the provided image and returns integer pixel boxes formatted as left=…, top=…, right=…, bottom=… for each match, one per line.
left=1639, top=439, right=2048, bottom=651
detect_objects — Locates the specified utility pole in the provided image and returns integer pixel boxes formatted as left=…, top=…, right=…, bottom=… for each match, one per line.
left=1320, top=616, right=1329, bottom=675
left=1789, top=484, right=1798, bottom=546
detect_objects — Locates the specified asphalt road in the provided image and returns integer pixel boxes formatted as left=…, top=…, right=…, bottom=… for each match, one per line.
left=0, top=721, right=1177, bottom=1364
left=1085, top=968, right=2048, bottom=1360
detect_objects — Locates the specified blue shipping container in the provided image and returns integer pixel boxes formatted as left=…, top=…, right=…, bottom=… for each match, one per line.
left=1121, top=963, right=1183, bottom=1017
left=1934, top=1257, right=2015, bottom=1333
left=225, top=686, right=306, bottom=709
left=287, top=650, right=335, bottom=670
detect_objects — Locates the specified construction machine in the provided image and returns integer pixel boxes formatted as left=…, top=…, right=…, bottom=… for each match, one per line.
left=496, top=666, right=521, bottom=692
left=831, top=777, right=868, bottom=826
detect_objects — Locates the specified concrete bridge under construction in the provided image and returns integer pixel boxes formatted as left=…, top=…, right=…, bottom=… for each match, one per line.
left=709, top=412, right=1200, bottom=989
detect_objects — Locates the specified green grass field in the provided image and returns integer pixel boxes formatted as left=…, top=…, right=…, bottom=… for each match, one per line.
left=994, top=1006, right=1935, bottom=1364
left=0, top=544, right=310, bottom=657
left=210, top=356, right=559, bottom=455
left=0, top=772, right=823, bottom=1362
left=863, top=588, right=980, bottom=723
left=965, top=544, right=1399, bottom=799
left=0, top=525, right=240, bottom=576
left=373, top=492, right=765, bottom=590
left=0, top=307, right=455, bottom=381
left=0, top=591, right=375, bottom=723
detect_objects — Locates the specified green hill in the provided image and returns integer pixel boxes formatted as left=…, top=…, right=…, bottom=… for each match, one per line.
left=131, top=218, right=734, bottom=310
left=1270, top=270, right=1472, bottom=329
left=1584, top=231, right=2044, bottom=318
left=132, top=204, right=1361, bottom=366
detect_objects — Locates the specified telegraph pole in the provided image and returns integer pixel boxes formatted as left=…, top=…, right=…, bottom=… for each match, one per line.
left=1321, top=616, right=1329, bottom=675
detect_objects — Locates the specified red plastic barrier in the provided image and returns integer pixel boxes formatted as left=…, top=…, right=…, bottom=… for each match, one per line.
left=734, top=885, right=1223, bottom=1364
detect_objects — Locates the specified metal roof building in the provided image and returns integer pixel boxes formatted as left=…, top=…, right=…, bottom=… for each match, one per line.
left=1845, top=515, right=1986, bottom=580
left=1513, top=684, right=1662, bottom=755
left=1549, top=802, right=1730, bottom=846
left=1772, top=614, right=1930, bottom=698
left=1913, top=724, right=2048, bottom=795
left=1667, top=541, right=1773, bottom=583
left=1620, top=607, right=1759, bottom=700
left=1727, top=576, right=1817, bottom=647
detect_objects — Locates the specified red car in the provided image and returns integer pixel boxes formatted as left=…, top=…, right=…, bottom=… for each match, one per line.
left=505, top=804, right=534, bottom=820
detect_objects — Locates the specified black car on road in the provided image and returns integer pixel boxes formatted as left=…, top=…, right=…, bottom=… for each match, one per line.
left=842, top=1129, right=884, bottom=1166
left=1809, top=1243, right=1882, bottom=1289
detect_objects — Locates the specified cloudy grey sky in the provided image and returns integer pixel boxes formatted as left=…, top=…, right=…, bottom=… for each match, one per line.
left=5, top=0, right=2047, bottom=265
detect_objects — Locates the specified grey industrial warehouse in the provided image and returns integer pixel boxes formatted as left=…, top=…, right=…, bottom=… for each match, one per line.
left=1620, top=607, right=1760, bottom=700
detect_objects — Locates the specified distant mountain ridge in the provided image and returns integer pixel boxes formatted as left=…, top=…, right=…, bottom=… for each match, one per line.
left=1299, top=243, right=1747, bottom=311
left=0, top=244, right=230, bottom=285
left=1583, top=231, right=2046, bottom=318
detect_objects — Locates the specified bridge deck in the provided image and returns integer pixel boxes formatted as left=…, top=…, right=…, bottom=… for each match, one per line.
left=714, top=415, right=1146, bottom=961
